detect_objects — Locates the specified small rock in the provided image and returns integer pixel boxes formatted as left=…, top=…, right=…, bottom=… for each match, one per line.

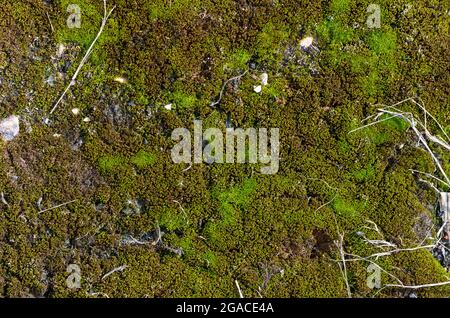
left=44, top=74, right=55, bottom=87
left=260, top=73, right=268, bottom=86
left=253, top=85, right=262, bottom=93
left=71, top=108, right=80, bottom=115
left=300, top=36, right=314, bottom=49
left=0, top=115, right=20, bottom=141
left=164, top=103, right=172, bottom=110
left=113, top=76, right=128, bottom=84
left=83, top=117, right=91, bottom=123
left=57, top=43, right=66, bottom=58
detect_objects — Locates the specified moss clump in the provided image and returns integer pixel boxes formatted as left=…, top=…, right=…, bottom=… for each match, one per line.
left=226, top=49, right=251, bottom=71
left=130, top=150, right=156, bottom=169
left=98, top=155, right=125, bottom=173
left=353, top=164, right=376, bottom=183
left=332, top=196, right=365, bottom=220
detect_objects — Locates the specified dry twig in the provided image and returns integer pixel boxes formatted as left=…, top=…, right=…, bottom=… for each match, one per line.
left=49, top=0, right=116, bottom=116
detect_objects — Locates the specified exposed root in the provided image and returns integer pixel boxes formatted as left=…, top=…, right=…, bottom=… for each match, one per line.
left=345, top=220, right=450, bottom=295
left=349, top=97, right=450, bottom=187
left=333, top=215, right=352, bottom=298
left=152, top=222, right=183, bottom=256
left=210, top=70, right=248, bottom=107
left=349, top=97, right=450, bottom=271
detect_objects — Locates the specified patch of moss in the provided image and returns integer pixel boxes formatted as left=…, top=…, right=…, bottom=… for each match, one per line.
left=55, top=0, right=120, bottom=63
left=131, top=150, right=156, bottom=168
left=98, top=155, right=125, bottom=173
left=226, top=49, right=251, bottom=71
left=353, top=164, right=376, bottom=183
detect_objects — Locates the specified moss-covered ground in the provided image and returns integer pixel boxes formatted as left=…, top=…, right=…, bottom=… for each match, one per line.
left=0, top=0, right=449, bottom=297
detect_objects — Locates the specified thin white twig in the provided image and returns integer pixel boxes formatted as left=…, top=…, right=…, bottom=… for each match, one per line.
left=152, top=222, right=163, bottom=246
left=335, top=236, right=352, bottom=298
left=384, top=281, right=450, bottom=290
left=417, top=178, right=441, bottom=193
left=38, top=199, right=77, bottom=214
left=210, top=70, right=248, bottom=107
left=0, top=192, right=9, bottom=206
left=49, top=0, right=116, bottom=115
left=235, top=280, right=244, bottom=298
left=173, top=200, right=189, bottom=224
left=121, top=235, right=150, bottom=246
left=102, top=265, right=127, bottom=280
left=348, top=114, right=402, bottom=134
left=46, top=12, right=55, bottom=33
left=410, top=169, right=450, bottom=189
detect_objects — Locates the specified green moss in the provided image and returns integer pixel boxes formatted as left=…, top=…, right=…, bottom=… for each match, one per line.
left=159, top=208, right=187, bottom=232
left=204, top=250, right=218, bottom=269
left=317, top=19, right=354, bottom=47
left=332, top=196, right=364, bottom=220
left=331, top=0, right=351, bottom=14
left=148, top=0, right=201, bottom=21
left=55, top=0, right=120, bottom=63
left=172, top=90, right=197, bottom=109
left=368, top=30, right=397, bottom=56
left=381, top=114, right=410, bottom=132
left=226, top=49, right=251, bottom=70
left=353, top=164, right=376, bottom=183
left=265, top=76, right=288, bottom=99
left=1, top=0, right=449, bottom=299
left=364, top=126, right=388, bottom=145
left=255, top=22, right=290, bottom=62
left=98, top=155, right=125, bottom=173
left=215, top=178, right=257, bottom=225
left=131, top=150, right=156, bottom=168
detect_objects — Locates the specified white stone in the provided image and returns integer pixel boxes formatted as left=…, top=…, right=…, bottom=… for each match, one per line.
left=253, top=85, right=262, bottom=93
left=300, top=36, right=314, bottom=48
left=113, top=76, right=128, bottom=84
left=57, top=43, right=66, bottom=57
left=83, top=117, right=91, bottom=123
left=260, top=73, right=268, bottom=86
left=71, top=108, right=80, bottom=115
left=164, top=103, right=172, bottom=110
left=0, top=115, right=20, bottom=141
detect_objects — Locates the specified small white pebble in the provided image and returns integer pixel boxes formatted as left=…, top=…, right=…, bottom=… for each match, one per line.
left=71, top=108, right=80, bottom=115
left=53, top=133, right=61, bottom=138
left=164, top=103, right=172, bottom=110
left=57, top=43, right=66, bottom=57
left=83, top=117, right=91, bottom=123
left=113, top=76, right=128, bottom=84
left=260, top=73, right=268, bottom=86
left=0, top=115, right=20, bottom=141
left=253, top=85, right=262, bottom=93
left=300, top=36, right=314, bottom=49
